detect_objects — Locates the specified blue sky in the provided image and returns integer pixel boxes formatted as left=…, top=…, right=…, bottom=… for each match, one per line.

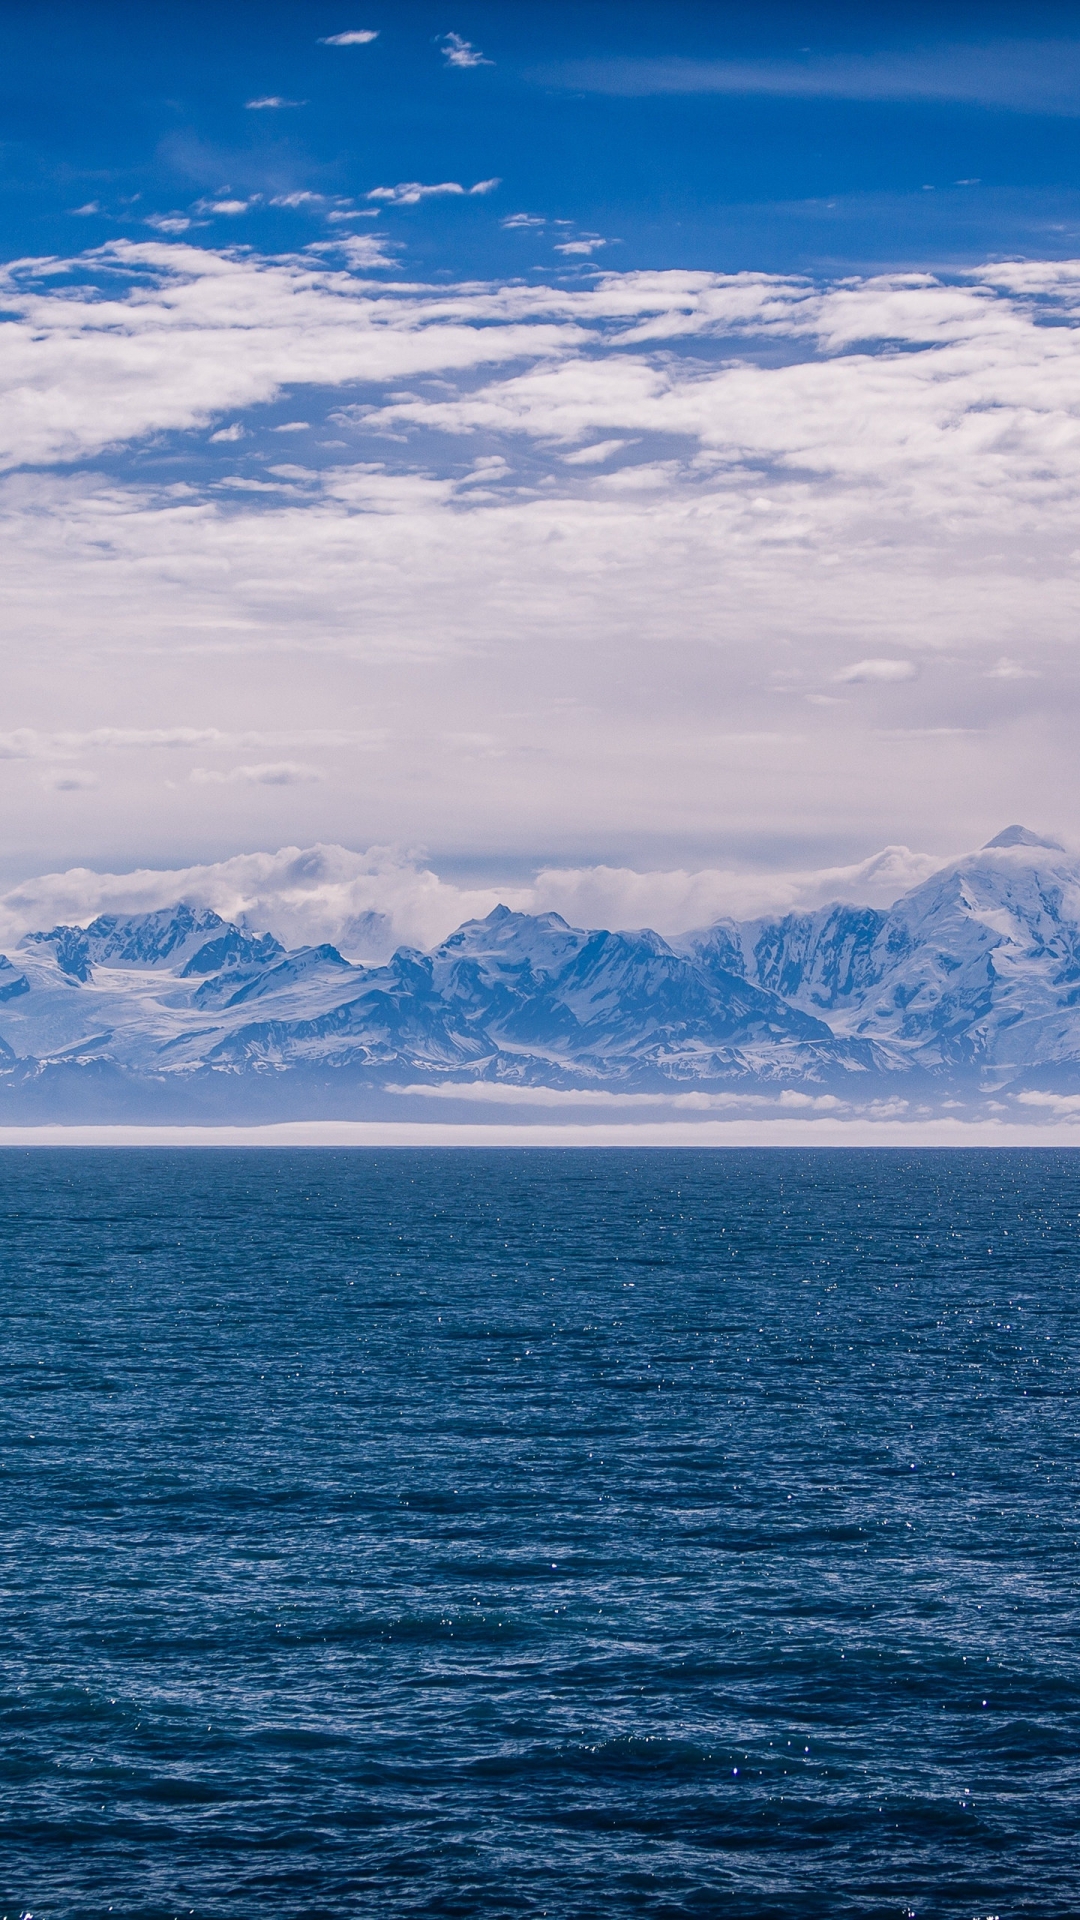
left=2, top=3, right=1080, bottom=925
left=7, top=1, right=1080, bottom=276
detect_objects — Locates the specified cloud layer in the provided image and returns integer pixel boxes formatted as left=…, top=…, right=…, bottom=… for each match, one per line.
left=2, top=242, right=1080, bottom=872
left=543, top=40, right=1080, bottom=115
left=0, top=839, right=954, bottom=961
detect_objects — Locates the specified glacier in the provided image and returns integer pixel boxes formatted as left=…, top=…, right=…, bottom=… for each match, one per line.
left=2, top=829, right=1080, bottom=1120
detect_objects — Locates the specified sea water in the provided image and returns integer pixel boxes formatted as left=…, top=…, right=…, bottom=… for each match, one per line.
left=2, top=1147, right=1078, bottom=1919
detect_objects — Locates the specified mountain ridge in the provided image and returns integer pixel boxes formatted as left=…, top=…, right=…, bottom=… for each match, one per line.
left=0, top=829, right=1077, bottom=1119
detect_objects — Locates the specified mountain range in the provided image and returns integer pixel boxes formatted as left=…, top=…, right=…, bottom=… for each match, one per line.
left=1, top=827, right=1078, bottom=1121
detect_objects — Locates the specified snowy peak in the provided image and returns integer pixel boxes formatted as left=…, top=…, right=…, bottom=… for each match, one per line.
left=5, top=831, right=1080, bottom=1110
left=682, top=827, right=1080, bottom=1074
left=20, top=904, right=285, bottom=981
left=983, top=824, right=1065, bottom=851
left=434, top=906, right=579, bottom=969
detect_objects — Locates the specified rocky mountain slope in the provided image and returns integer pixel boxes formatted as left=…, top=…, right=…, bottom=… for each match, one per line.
left=679, top=827, right=1080, bottom=1084
left=0, top=828, right=1077, bottom=1117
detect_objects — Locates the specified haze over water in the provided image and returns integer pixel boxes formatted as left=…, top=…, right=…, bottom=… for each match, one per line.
left=4, top=1147, right=1078, bottom=1918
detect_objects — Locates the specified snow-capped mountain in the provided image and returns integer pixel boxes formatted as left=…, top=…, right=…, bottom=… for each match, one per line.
left=0, top=827, right=1079, bottom=1117
left=679, top=827, right=1080, bottom=1081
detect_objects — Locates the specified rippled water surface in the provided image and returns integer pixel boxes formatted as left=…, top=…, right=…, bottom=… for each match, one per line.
left=3, top=1147, right=1080, bottom=1918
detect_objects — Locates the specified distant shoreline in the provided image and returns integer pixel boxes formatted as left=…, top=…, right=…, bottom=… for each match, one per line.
left=0, top=1120, right=1079, bottom=1148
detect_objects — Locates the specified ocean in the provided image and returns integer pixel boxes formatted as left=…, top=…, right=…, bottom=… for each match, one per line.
left=3, top=1147, right=1078, bottom=1919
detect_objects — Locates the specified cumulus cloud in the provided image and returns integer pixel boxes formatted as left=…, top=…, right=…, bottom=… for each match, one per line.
left=4, top=243, right=1080, bottom=864
left=0, top=839, right=953, bottom=961
left=440, top=33, right=491, bottom=69
left=365, top=178, right=499, bottom=206
left=144, top=212, right=192, bottom=235
left=320, top=29, right=379, bottom=46
left=1017, top=1090, right=1080, bottom=1114
left=554, top=237, right=607, bottom=256
left=314, top=232, right=397, bottom=268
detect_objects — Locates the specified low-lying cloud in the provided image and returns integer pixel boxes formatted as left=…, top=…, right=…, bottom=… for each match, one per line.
left=0, top=839, right=952, bottom=961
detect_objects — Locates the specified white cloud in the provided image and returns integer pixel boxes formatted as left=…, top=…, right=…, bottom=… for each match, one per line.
left=502, top=213, right=545, bottom=230
left=71, top=202, right=100, bottom=216
left=190, top=762, right=322, bottom=786
left=440, top=33, right=492, bottom=69
left=562, top=439, right=636, bottom=464
left=0, top=728, right=385, bottom=762
left=542, top=41, right=1080, bottom=115
left=386, top=1082, right=832, bottom=1111
left=833, top=658, right=918, bottom=684
left=365, top=179, right=499, bottom=206
left=0, top=839, right=952, bottom=961
left=987, top=656, right=1040, bottom=679
left=554, top=238, right=607, bottom=256
left=245, top=97, right=305, bottom=109
left=273, top=421, right=310, bottom=432
left=4, top=244, right=1080, bottom=865
left=209, top=422, right=244, bottom=443
left=320, top=29, right=379, bottom=46
left=1016, top=1090, right=1080, bottom=1114
left=199, top=199, right=251, bottom=216
left=313, top=233, right=397, bottom=268
left=145, top=213, right=192, bottom=234
left=270, top=192, right=325, bottom=208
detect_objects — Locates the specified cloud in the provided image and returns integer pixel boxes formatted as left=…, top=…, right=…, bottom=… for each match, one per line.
left=833, top=659, right=918, bottom=684
left=365, top=178, right=499, bottom=206
left=1017, top=1090, right=1080, bottom=1114
left=42, top=770, right=98, bottom=793
left=386, top=1082, right=846, bottom=1111
left=71, top=202, right=100, bottom=216
left=190, top=762, right=322, bottom=786
left=4, top=244, right=1080, bottom=863
left=320, top=29, right=379, bottom=46
left=270, top=192, right=324, bottom=208
left=312, top=233, right=397, bottom=267
left=0, top=728, right=385, bottom=762
left=554, top=238, right=607, bottom=256
left=502, top=213, right=545, bottom=230
left=987, top=656, right=1040, bottom=679
left=0, top=839, right=953, bottom=961
left=209, top=422, right=244, bottom=443
left=245, top=97, right=305, bottom=109
left=562, top=439, right=636, bottom=464
left=145, top=213, right=192, bottom=234
left=197, top=198, right=251, bottom=216
left=540, top=40, right=1080, bottom=116
left=440, top=33, right=492, bottom=69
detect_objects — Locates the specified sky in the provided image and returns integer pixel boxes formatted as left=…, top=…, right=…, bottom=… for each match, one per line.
left=3, top=0, right=1080, bottom=940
